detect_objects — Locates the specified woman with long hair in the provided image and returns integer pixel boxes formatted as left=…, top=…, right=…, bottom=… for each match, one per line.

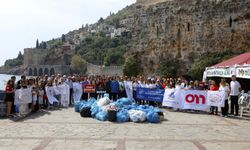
left=4, top=80, right=14, bottom=117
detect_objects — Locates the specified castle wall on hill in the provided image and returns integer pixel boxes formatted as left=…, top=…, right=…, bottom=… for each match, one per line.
left=24, top=48, right=48, bottom=66
left=131, top=0, right=250, bottom=75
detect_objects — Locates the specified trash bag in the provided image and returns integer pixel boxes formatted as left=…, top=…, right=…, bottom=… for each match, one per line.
left=128, top=110, right=146, bottom=123
left=79, top=101, right=86, bottom=111
left=97, top=97, right=110, bottom=107
left=116, top=98, right=134, bottom=106
left=74, top=101, right=80, bottom=112
left=104, top=93, right=110, bottom=98
left=114, top=101, right=123, bottom=109
left=86, top=98, right=96, bottom=106
left=136, top=105, right=153, bottom=114
left=116, top=109, right=129, bottom=123
left=96, top=111, right=108, bottom=121
left=108, top=110, right=117, bottom=122
left=91, top=103, right=100, bottom=118
left=146, top=110, right=161, bottom=123
left=80, top=107, right=91, bottom=117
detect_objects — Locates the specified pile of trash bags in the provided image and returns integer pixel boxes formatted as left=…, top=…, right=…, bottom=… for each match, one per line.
left=74, top=97, right=164, bottom=123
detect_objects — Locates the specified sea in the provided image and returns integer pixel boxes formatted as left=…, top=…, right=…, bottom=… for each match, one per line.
left=0, top=74, right=21, bottom=90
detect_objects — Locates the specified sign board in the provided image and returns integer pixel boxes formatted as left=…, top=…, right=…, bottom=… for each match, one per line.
left=84, top=84, right=96, bottom=93
left=236, top=67, right=250, bottom=79
left=206, top=68, right=232, bottom=78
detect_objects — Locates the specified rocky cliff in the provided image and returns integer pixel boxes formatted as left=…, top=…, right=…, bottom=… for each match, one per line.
left=130, top=0, right=250, bottom=75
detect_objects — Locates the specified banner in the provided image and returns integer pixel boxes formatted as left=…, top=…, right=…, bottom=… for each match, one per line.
left=136, top=87, right=165, bottom=102
left=84, top=84, right=96, bottom=93
left=206, top=68, right=232, bottom=78
left=236, top=67, right=250, bottom=79
left=162, top=88, right=181, bottom=108
left=15, top=88, right=32, bottom=104
left=207, top=91, right=226, bottom=107
left=180, top=90, right=209, bottom=111
left=124, top=81, right=133, bottom=100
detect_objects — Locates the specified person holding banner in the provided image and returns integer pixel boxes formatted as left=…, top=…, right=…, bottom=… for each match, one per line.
left=219, top=78, right=230, bottom=117
left=230, top=75, right=241, bottom=116
left=209, top=80, right=219, bottom=115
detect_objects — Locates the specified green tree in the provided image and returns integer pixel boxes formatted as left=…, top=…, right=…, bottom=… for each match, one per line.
left=70, top=55, right=87, bottom=74
left=159, top=59, right=180, bottom=78
left=36, top=39, right=39, bottom=48
left=123, top=55, right=142, bottom=77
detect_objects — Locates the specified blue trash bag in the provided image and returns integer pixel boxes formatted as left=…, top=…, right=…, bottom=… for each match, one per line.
left=91, top=103, right=100, bottom=118
left=95, top=111, right=108, bottom=121
left=116, top=109, right=130, bottom=123
left=74, top=101, right=80, bottom=112
left=114, top=101, right=123, bottom=109
left=136, top=105, right=153, bottom=114
left=116, top=98, right=134, bottom=106
left=123, top=104, right=137, bottom=111
left=146, top=110, right=161, bottom=123
left=79, top=101, right=86, bottom=111
left=86, top=98, right=96, bottom=107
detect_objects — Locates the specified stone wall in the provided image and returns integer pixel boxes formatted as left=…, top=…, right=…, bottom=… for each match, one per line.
left=24, top=48, right=49, bottom=66
left=131, top=0, right=250, bottom=75
left=87, top=63, right=123, bottom=76
left=27, top=65, right=70, bottom=76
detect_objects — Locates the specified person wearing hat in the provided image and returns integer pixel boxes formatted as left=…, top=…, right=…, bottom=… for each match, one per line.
left=230, top=75, right=241, bottom=116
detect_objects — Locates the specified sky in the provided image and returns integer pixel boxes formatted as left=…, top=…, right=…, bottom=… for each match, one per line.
left=0, top=0, right=136, bottom=66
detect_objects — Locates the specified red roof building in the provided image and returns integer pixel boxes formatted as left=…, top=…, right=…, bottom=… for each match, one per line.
left=213, top=52, right=250, bottom=67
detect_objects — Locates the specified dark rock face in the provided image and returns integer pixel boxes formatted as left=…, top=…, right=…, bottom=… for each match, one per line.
left=131, top=0, right=250, bottom=75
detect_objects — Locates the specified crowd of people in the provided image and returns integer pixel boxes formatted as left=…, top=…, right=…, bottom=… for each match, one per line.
left=4, top=74, right=241, bottom=118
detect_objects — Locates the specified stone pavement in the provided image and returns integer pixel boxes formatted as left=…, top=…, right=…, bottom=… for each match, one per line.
left=0, top=108, right=250, bottom=150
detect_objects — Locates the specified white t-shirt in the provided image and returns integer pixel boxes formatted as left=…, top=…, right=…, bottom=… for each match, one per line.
left=230, top=81, right=241, bottom=96
left=219, top=85, right=230, bottom=100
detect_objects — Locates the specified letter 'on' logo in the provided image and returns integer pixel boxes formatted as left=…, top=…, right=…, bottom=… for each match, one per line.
left=186, top=94, right=206, bottom=104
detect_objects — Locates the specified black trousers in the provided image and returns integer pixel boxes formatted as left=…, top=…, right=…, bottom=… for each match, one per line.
left=230, top=96, right=239, bottom=115
left=221, top=99, right=228, bottom=116
left=110, top=93, right=118, bottom=101
left=210, top=106, right=218, bottom=114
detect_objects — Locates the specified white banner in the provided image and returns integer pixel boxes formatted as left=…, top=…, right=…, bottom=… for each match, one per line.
left=180, top=90, right=209, bottom=111
left=162, top=88, right=181, bottom=108
left=163, top=89, right=226, bottom=111
left=15, top=88, right=32, bottom=104
left=124, top=81, right=133, bottom=100
left=206, top=68, right=232, bottom=78
left=207, top=91, right=226, bottom=107
left=236, top=67, right=250, bottom=79
left=73, top=82, right=83, bottom=102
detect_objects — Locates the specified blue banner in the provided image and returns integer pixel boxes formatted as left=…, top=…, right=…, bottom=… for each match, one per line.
left=136, top=88, right=165, bottom=102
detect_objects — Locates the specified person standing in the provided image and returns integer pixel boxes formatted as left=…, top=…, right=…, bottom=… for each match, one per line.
left=4, top=80, right=15, bottom=117
left=209, top=80, right=219, bottom=115
left=230, top=75, right=241, bottom=116
left=110, top=77, right=119, bottom=101
left=219, top=78, right=230, bottom=117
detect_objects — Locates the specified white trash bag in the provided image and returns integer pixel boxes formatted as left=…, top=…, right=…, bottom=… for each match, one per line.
left=97, top=97, right=110, bottom=107
left=128, top=110, right=146, bottom=123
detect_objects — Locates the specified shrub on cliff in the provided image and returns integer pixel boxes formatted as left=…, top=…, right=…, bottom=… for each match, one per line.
left=4, top=51, right=23, bottom=67
left=123, top=55, right=142, bottom=77
left=70, top=55, right=87, bottom=74
left=159, top=59, right=180, bottom=78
